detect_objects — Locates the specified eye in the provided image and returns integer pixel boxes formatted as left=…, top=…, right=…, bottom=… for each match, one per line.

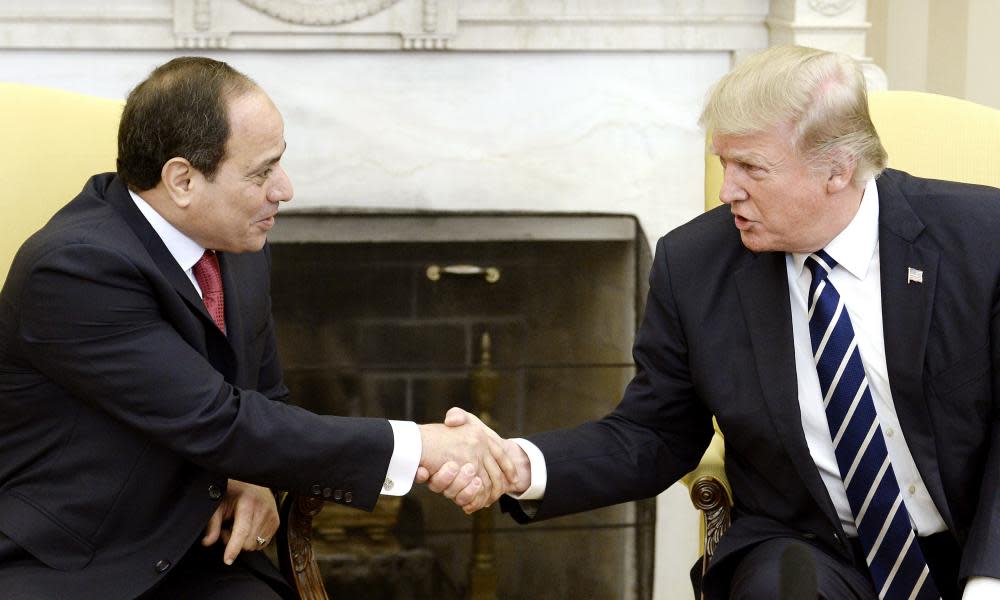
left=251, top=168, right=273, bottom=184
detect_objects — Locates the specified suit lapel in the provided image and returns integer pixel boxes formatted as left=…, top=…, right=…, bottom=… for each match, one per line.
left=104, top=178, right=212, bottom=321
left=218, top=252, right=245, bottom=358
left=104, top=176, right=238, bottom=372
left=876, top=173, right=954, bottom=530
left=735, top=251, right=843, bottom=526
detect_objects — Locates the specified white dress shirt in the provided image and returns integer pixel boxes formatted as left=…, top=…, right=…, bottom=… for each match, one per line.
left=788, top=179, right=996, bottom=598
left=129, top=190, right=420, bottom=496
left=786, top=177, right=946, bottom=537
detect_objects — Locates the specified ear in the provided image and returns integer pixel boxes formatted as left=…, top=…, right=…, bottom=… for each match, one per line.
left=160, top=158, right=197, bottom=208
left=825, top=150, right=857, bottom=195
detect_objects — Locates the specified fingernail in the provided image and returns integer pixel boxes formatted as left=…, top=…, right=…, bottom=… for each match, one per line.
left=447, top=464, right=459, bottom=476
left=462, top=464, right=476, bottom=476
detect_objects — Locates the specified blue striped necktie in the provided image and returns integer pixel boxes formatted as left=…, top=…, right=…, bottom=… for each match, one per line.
left=806, top=250, right=939, bottom=600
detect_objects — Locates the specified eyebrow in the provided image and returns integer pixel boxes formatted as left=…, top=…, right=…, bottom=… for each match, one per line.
left=721, top=149, right=770, bottom=167
left=248, top=140, right=287, bottom=175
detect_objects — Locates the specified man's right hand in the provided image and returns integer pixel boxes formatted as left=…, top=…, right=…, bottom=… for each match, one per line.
left=418, top=407, right=531, bottom=513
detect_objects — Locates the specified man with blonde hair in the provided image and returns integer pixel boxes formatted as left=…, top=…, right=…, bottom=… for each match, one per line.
left=433, top=45, right=999, bottom=598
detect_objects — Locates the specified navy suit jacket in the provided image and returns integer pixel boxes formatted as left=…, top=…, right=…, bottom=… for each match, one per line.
left=501, top=169, right=1000, bottom=597
left=0, top=173, right=395, bottom=598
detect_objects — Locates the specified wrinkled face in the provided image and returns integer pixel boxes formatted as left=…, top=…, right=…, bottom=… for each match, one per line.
left=187, top=89, right=293, bottom=253
left=713, top=123, right=847, bottom=254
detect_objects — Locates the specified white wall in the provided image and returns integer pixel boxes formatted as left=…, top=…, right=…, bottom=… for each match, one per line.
left=868, top=0, right=1000, bottom=109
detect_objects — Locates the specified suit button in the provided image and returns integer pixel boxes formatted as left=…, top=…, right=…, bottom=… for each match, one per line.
left=154, top=559, right=171, bottom=573
left=311, top=484, right=322, bottom=496
left=344, top=491, right=353, bottom=503
left=208, top=484, right=222, bottom=501
left=333, top=489, right=343, bottom=501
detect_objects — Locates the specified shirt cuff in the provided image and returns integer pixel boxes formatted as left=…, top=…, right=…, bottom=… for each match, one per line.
left=963, top=576, right=1000, bottom=599
left=382, top=420, right=420, bottom=496
left=506, top=438, right=547, bottom=501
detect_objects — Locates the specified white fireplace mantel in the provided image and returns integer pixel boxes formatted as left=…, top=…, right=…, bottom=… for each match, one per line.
left=0, top=1, right=771, bottom=52
left=0, top=0, right=879, bottom=66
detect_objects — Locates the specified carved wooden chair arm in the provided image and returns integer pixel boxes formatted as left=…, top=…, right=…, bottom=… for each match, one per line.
left=681, top=430, right=733, bottom=571
left=275, top=491, right=330, bottom=600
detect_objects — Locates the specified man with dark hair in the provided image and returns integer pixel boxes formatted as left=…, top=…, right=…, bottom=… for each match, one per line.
left=0, top=57, right=512, bottom=599
left=117, top=57, right=257, bottom=191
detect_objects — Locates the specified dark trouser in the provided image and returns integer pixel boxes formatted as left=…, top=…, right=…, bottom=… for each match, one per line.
left=138, top=541, right=295, bottom=600
left=728, top=532, right=961, bottom=600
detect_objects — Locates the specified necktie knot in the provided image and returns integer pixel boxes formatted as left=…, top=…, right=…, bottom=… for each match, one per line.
left=193, top=250, right=226, bottom=334
left=805, top=250, right=839, bottom=312
left=805, top=249, right=838, bottom=283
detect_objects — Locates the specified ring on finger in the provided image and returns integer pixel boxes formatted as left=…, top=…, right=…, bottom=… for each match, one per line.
left=255, top=535, right=268, bottom=547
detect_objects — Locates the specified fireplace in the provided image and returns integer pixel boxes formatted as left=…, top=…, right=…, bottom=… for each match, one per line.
left=269, top=211, right=654, bottom=599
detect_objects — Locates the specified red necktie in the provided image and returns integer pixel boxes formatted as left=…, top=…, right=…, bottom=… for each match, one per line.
left=193, top=250, right=226, bottom=335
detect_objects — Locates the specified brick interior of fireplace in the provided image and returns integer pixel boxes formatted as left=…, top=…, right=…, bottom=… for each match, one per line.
left=270, top=220, right=654, bottom=599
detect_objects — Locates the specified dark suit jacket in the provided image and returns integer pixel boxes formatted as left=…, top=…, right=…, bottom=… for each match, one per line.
left=501, top=169, right=1000, bottom=597
left=0, top=173, right=395, bottom=599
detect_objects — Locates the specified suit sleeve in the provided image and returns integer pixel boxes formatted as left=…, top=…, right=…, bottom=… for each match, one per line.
left=959, top=278, right=1000, bottom=580
left=255, top=244, right=290, bottom=405
left=16, top=242, right=393, bottom=510
left=503, top=236, right=715, bottom=522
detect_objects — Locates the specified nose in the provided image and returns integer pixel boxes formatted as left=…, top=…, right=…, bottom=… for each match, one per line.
left=267, top=165, right=294, bottom=203
left=718, top=164, right=747, bottom=205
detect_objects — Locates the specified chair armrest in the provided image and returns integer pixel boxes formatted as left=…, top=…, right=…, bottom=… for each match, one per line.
left=681, top=431, right=733, bottom=567
left=276, top=491, right=330, bottom=600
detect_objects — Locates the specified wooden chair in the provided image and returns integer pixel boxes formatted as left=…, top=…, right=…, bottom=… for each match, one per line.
left=0, top=81, right=331, bottom=600
left=684, top=90, right=1000, bottom=580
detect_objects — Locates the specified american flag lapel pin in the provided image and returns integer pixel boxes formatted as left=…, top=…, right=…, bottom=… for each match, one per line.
left=907, top=267, right=923, bottom=284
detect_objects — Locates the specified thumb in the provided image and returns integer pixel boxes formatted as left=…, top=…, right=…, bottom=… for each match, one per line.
left=415, top=466, right=430, bottom=484
left=444, top=406, right=468, bottom=427
left=202, top=506, right=223, bottom=546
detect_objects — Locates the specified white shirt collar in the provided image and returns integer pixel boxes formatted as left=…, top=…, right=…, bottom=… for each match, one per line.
left=791, top=176, right=879, bottom=280
left=128, top=189, right=206, bottom=274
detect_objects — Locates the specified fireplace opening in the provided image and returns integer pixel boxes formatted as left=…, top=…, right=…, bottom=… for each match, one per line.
left=270, top=212, right=653, bottom=599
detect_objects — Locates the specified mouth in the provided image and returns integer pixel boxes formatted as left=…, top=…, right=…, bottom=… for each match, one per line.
left=256, top=214, right=277, bottom=230
left=732, top=214, right=753, bottom=230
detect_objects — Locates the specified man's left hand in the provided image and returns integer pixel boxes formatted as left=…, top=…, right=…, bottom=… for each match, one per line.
left=202, top=479, right=279, bottom=565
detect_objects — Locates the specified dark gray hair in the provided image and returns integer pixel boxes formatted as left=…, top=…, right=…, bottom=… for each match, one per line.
left=117, top=56, right=257, bottom=192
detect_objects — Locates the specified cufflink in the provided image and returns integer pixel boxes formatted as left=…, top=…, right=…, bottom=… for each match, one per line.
left=383, top=477, right=394, bottom=491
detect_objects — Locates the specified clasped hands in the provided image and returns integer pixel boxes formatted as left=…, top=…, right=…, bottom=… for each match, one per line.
left=201, top=407, right=527, bottom=567
left=416, top=407, right=531, bottom=514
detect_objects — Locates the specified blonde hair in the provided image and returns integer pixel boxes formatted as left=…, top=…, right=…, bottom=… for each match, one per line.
left=700, top=45, right=887, bottom=185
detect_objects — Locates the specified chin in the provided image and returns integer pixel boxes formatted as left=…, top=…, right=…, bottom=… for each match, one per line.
left=739, top=235, right=788, bottom=254
left=739, top=232, right=767, bottom=253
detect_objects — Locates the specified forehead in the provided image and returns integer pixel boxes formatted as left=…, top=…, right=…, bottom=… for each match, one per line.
left=711, top=123, right=795, bottom=163
left=222, top=90, right=285, bottom=171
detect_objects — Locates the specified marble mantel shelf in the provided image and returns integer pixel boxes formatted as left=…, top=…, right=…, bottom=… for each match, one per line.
left=268, top=212, right=639, bottom=244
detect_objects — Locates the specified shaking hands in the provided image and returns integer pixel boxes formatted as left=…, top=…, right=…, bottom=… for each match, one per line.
left=416, top=407, right=531, bottom=513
